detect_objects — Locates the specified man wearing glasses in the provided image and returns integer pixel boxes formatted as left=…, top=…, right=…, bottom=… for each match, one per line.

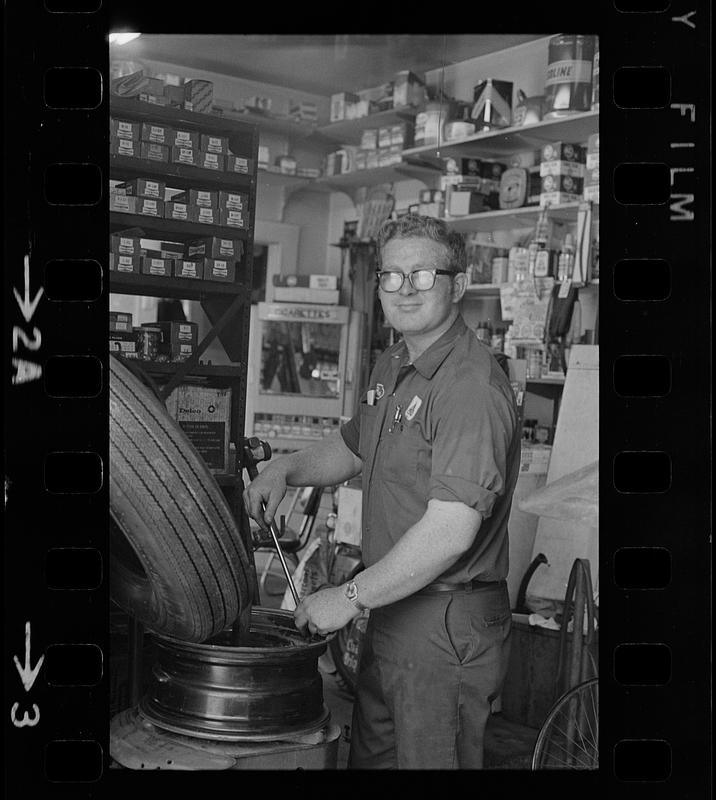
left=244, top=214, right=521, bottom=768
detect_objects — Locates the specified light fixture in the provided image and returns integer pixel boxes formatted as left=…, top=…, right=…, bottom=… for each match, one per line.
left=109, top=32, right=141, bottom=46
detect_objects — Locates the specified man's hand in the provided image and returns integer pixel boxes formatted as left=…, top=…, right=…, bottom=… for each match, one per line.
left=294, top=586, right=361, bottom=636
left=242, top=466, right=287, bottom=531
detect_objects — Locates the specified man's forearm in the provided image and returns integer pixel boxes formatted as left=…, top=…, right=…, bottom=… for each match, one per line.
left=268, top=432, right=361, bottom=488
left=352, top=499, right=482, bottom=609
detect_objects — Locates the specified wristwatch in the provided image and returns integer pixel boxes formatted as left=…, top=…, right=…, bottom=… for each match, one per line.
left=344, top=581, right=368, bottom=612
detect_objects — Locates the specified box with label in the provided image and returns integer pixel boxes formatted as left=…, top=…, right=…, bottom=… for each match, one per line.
left=159, top=242, right=186, bottom=260
left=586, top=133, right=600, bottom=170
left=447, top=189, right=490, bottom=216
left=139, top=93, right=170, bottom=107
left=110, top=137, right=138, bottom=158
left=164, top=84, right=186, bottom=107
left=541, top=174, right=583, bottom=195
left=202, top=257, right=236, bottom=283
left=140, top=256, right=172, bottom=277
left=110, top=233, right=141, bottom=255
left=186, top=236, right=243, bottom=260
left=390, top=122, right=414, bottom=148
left=541, top=142, right=585, bottom=163
left=392, top=70, right=426, bottom=108
left=365, top=150, right=380, bottom=169
left=225, top=155, right=253, bottom=174
left=110, top=118, right=140, bottom=140
left=539, top=160, right=585, bottom=178
left=219, top=209, right=248, bottom=229
left=109, top=331, right=137, bottom=354
left=142, top=321, right=199, bottom=360
left=200, top=133, right=229, bottom=154
left=218, top=191, right=249, bottom=212
left=170, top=146, right=197, bottom=166
left=273, top=287, right=340, bottom=304
left=330, top=91, right=360, bottom=122
left=136, top=197, right=165, bottom=218
left=118, top=178, right=167, bottom=199
left=173, top=189, right=218, bottom=208
left=195, top=206, right=219, bottom=225
left=109, top=311, right=133, bottom=332
left=171, top=129, right=200, bottom=150
left=139, top=142, right=169, bottom=163
left=110, top=194, right=138, bottom=214
left=111, top=253, right=140, bottom=273
left=539, top=191, right=582, bottom=207
left=173, top=259, right=203, bottom=279
left=198, top=150, right=224, bottom=171
left=519, top=444, right=552, bottom=475
left=140, top=122, right=174, bottom=145
left=582, top=184, right=600, bottom=203
left=184, top=78, right=214, bottom=114
left=377, top=146, right=398, bottom=167
left=583, top=165, right=599, bottom=188
left=165, top=385, right=232, bottom=474
left=273, top=274, right=339, bottom=290
left=360, top=128, right=378, bottom=150
left=165, top=201, right=198, bottom=222
left=377, top=126, right=393, bottom=148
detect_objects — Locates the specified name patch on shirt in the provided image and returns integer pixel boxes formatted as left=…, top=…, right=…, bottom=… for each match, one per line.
left=405, top=395, right=422, bottom=421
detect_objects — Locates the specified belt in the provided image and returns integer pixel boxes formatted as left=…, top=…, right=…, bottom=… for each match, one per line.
left=419, top=578, right=504, bottom=594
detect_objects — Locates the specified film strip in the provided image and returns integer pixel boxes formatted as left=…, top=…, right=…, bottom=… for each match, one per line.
left=3, top=2, right=711, bottom=794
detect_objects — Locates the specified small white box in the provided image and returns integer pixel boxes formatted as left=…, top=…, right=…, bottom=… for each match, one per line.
left=335, top=486, right=362, bottom=547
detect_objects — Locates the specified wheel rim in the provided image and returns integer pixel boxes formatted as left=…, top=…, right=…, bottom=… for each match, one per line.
left=532, top=678, right=599, bottom=769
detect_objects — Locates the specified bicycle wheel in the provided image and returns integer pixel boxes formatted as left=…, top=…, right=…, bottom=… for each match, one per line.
left=531, top=678, right=599, bottom=769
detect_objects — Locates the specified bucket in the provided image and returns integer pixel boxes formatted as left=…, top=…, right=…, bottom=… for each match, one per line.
left=543, top=34, right=596, bottom=119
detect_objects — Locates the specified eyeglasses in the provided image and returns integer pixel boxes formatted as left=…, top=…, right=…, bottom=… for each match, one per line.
left=376, top=268, right=455, bottom=293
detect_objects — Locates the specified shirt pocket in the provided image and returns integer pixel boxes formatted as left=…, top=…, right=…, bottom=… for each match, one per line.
left=380, top=426, right=422, bottom=487
left=358, top=403, right=379, bottom=460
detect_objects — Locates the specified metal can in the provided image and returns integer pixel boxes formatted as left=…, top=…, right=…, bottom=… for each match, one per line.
left=135, top=326, right=161, bottom=361
left=543, top=34, right=596, bottom=119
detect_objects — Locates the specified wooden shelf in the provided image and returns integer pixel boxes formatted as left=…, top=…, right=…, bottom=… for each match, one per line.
left=463, top=284, right=503, bottom=297
left=256, top=168, right=313, bottom=191
left=119, top=359, right=246, bottom=379
left=220, top=108, right=320, bottom=139
left=110, top=154, right=253, bottom=190
left=444, top=202, right=587, bottom=233
left=315, top=160, right=441, bottom=191
left=403, top=111, right=599, bottom=161
left=316, top=108, right=418, bottom=145
left=109, top=270, right=248, bottom=300
left=110, top=211, right=250, bottom=242
left=111, top=96, right=258, bottom=141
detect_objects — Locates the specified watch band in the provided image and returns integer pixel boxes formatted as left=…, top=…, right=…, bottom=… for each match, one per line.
left=344, top=580, right=367, bottom=612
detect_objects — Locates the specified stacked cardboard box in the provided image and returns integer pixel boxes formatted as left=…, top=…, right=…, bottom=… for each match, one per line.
left=539, top=142, right=585, bottom=206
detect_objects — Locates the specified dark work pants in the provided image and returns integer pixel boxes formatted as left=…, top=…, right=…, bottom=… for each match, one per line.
left=347, top=582, right=512, bottom=769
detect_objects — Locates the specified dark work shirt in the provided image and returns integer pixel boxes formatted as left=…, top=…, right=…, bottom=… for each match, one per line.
left=340, top=315, right=520, bottom=583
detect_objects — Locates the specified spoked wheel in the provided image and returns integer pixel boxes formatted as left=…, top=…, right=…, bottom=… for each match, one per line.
left=531, top=678, right=599, bottom=769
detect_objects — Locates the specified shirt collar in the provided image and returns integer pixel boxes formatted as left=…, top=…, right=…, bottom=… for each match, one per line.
left=393, top=315, right=467, bottom=379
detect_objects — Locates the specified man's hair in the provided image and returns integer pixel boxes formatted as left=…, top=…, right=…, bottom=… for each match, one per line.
left=376, top=214, right=467, bottom=273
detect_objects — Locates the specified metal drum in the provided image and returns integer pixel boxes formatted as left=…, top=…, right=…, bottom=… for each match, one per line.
left=139, top=607, right=330, bottom=742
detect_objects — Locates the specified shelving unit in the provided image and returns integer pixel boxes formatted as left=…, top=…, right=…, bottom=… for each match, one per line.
left=315, top=160, right=441, bottom=191
left=403, top=111, right=599, bottom=161
left=443, top=202, right=590, bottom=234
left=316, top=108, right=418, bottom=145
left=110, top=95, right=260, bottom=532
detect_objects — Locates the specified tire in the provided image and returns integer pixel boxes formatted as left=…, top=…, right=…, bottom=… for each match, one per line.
left=109, top=354, right=252, bottom=643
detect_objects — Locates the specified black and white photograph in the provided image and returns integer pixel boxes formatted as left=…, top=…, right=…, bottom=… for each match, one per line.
left=3, top=4, right=711, bottom=793
left=107, top=32, right=600, bottom=770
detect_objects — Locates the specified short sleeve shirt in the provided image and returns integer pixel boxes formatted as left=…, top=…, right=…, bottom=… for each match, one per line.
left=340, top=315, right=521, bottom=583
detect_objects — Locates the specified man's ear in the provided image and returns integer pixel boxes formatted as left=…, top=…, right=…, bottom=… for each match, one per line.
left=452, top=271, right=468, bottom=303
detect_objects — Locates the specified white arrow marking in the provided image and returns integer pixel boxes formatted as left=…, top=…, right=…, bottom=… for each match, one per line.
left=13, top=621, right=44, bottom=692
left=13, top=255, right=44, bottom=324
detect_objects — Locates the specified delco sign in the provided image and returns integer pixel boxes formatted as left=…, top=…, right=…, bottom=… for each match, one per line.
left=258, top=302, right=349, bottom=324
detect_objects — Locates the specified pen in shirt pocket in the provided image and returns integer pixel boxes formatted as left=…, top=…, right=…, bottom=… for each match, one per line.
left=366, top=389, right=376, bottom=405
